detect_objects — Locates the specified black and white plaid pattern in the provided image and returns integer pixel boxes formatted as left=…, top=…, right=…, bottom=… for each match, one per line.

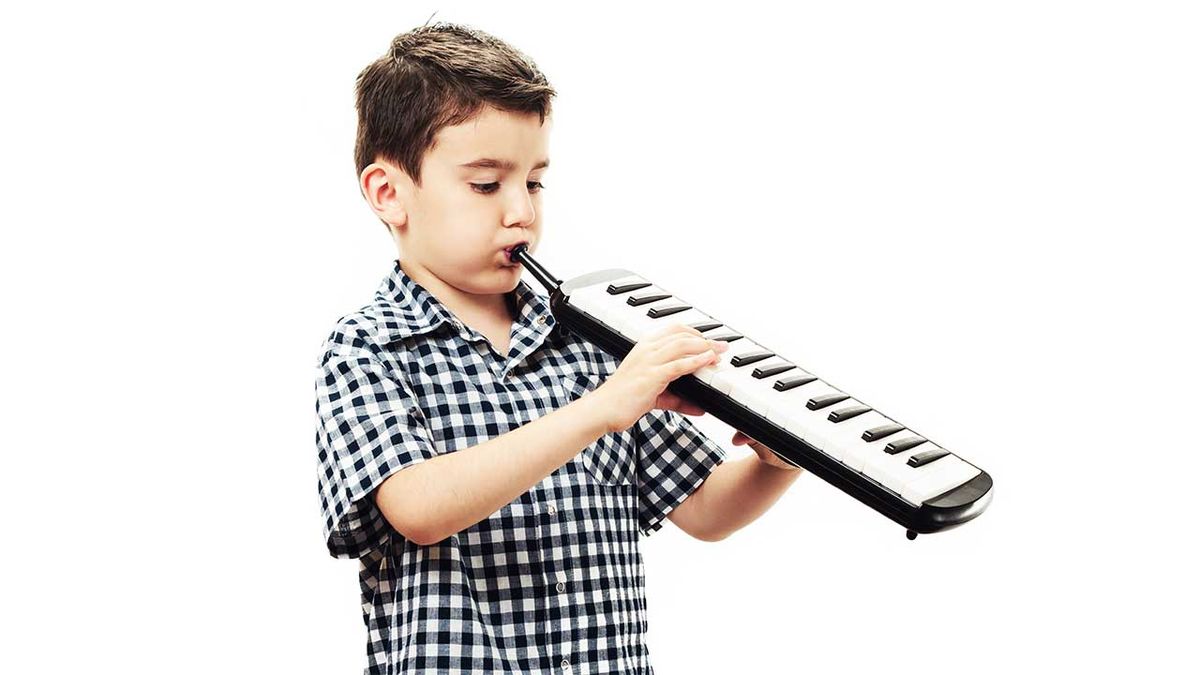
left=315, top=260, right=727, bottom=674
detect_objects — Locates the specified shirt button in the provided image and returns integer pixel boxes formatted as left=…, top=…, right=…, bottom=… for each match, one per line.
left=547, top=504, right=557, bottom=515
left=560, top=659, right=570, bottom=668
left=537, top=315, right=547, bottom=325
left=556, top=581, right=565, bottom=592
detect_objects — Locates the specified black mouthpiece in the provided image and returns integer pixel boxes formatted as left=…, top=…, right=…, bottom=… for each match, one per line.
left=509, top=243, right=561, bottom=293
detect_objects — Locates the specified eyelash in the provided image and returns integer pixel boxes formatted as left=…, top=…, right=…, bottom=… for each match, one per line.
left=470, top=181, right=546, bottom=195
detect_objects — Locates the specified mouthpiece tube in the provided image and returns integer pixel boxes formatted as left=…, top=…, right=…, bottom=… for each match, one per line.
left=508, top=243, right=561, bottom=293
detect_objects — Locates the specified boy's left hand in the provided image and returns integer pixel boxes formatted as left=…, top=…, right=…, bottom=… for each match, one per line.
left=732, top=430, right=803, bottom=472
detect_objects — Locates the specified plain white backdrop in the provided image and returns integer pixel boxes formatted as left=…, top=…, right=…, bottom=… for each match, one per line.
left=3, top=1, right=1197, bottom=672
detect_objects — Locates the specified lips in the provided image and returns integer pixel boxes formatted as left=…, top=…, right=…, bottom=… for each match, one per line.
left=503, top=241, right=529, bottom=263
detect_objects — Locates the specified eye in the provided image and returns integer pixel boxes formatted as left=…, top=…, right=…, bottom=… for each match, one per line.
left=469, top=181, right=547, bottom=195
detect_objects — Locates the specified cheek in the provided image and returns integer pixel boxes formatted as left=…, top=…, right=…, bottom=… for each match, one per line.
left=429, top=192, right=487, bottom=237
left=431, top=224, right=491, bottom=260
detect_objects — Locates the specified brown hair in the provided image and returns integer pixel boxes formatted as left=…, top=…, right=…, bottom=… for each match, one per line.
left=354, top=22, right=556, bottom=197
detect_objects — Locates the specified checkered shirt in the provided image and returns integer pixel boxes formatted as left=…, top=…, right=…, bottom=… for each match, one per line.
left=314, top=260, right=727, bottom=674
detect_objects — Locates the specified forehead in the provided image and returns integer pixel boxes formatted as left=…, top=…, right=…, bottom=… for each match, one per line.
left=430, top=106, right=551, bottom=165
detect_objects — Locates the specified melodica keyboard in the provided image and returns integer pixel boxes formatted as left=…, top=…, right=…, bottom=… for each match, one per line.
left=510, top=249, right=993, bottom=539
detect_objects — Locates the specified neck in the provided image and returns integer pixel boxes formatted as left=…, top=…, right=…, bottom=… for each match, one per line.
left=399, top=258, right=517, bottom=325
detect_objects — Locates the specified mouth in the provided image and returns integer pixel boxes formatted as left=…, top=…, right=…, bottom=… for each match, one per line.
left=503, top=242, right=529, bottom=264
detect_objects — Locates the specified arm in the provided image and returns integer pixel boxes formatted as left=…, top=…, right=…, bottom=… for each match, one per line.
left=376, top=387, right=610, bottom=545
left=669, top=453, right=802, bottom=542
left=379, top=324, right=730, bottom=546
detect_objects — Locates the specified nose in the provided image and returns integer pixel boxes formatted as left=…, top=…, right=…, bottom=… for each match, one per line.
left=503, top=184, right=536, bottom=228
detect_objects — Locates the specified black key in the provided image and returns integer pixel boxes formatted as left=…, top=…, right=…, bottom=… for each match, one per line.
left=828, top=404, right=871, bottom=423
left=731, top=350, right=774, bottom=367
left=807, top=393, right=850, bottom=410
left=690, top=321, right=723, bottom=333
left=907, top=448, right=950, bottom=468
left=627, top=292, right=672, bottom=306
left=753, top=363, right=796, bottom=379
left=647, top=303, right=691, bottom=318
left=608, top=281, right=651, bottom=295
left=711, top=333, right=743, bottom=342
left=775, top=374, right=817, bottom=391
left=863, top=423, right=904, bottom=442
left=885, top=436, right=927, bottom=455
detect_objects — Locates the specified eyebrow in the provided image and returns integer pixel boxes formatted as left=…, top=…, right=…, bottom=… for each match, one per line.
left=459, top=158, right=550, bottom=171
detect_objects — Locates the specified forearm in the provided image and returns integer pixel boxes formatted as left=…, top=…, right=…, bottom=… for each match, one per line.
left=692, top=455, right=802, bottom=541
left=376, top=388, right=611, bottom=545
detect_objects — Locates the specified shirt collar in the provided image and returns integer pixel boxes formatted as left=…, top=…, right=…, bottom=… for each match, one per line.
left=373, top=259, right=555, bottom=344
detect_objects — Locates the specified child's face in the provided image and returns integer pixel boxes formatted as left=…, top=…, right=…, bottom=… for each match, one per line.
left=380, top=106, right=551, bottom=297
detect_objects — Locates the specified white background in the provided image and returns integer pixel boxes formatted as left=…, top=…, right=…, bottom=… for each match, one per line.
left=3, top=1, right=1197, bottom=672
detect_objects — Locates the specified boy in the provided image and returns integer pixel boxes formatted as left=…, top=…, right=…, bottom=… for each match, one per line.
left=315, top=22, right=803, bottom=674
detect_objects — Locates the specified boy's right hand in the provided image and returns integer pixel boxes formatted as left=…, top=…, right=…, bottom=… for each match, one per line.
left=593, top=324, right=731, bottom=434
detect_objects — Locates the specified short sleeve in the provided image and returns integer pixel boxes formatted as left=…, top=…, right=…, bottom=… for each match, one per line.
left=633, top=409, right=727, bottom=537
left=314, top=340, right=439, bottom=559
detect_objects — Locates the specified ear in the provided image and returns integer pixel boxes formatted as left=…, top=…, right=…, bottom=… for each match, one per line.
left=359, top=160, right=410, bottom=231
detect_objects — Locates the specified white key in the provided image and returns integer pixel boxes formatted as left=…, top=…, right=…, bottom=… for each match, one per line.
left=874, top=439, right=964, bottom=494
left=609, top=284, right=672, bottom=338
left=621, top=297, right=676, bottom=341
left=567, top=282, right=623, bottom=329
left=763, top=380, right=845, bottom=442
left=651, top=307, right=714, bottom=335
left=899, top=455, right=981, bottom=505
left=723, top=364, right=845, bottom=457
left=709, top=339, right=767, bottom=394
left=836, top=411, right=902, bottom=471
left=726, top=357, right=803, bottom=414
left=568, top=274, right=647, bottom=330
left=692, top=335, right=750, bottom=385
left=783, top=382, right=847, bottom=443
left=759, top=376, right=825, bottom=427
left=801, top=398, right=871, bottom=461
left=862, top=436, right=933, bottom=487
left=630, top=296, right=706, bottom=341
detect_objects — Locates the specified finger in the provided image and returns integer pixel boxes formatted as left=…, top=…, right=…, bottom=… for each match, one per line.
left=645, top=334, right=698, bottom=365
left=656, top=335, right=727, bottom=363
left=650, top=334, right=704, bottom=360
left=733, top=428, right=762, bottom=441
left=634, top=330, right=684, bottom=360
left=650, top=322, right=696, bottom=342
left=657, top=349, right=718, bottom=383
left=651, top=323, right=705, bottom=348
left=652, top=330, right=706, bottom=351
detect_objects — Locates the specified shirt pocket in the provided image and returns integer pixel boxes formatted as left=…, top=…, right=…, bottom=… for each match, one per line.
left=557, top=368, right=637, bottom=487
